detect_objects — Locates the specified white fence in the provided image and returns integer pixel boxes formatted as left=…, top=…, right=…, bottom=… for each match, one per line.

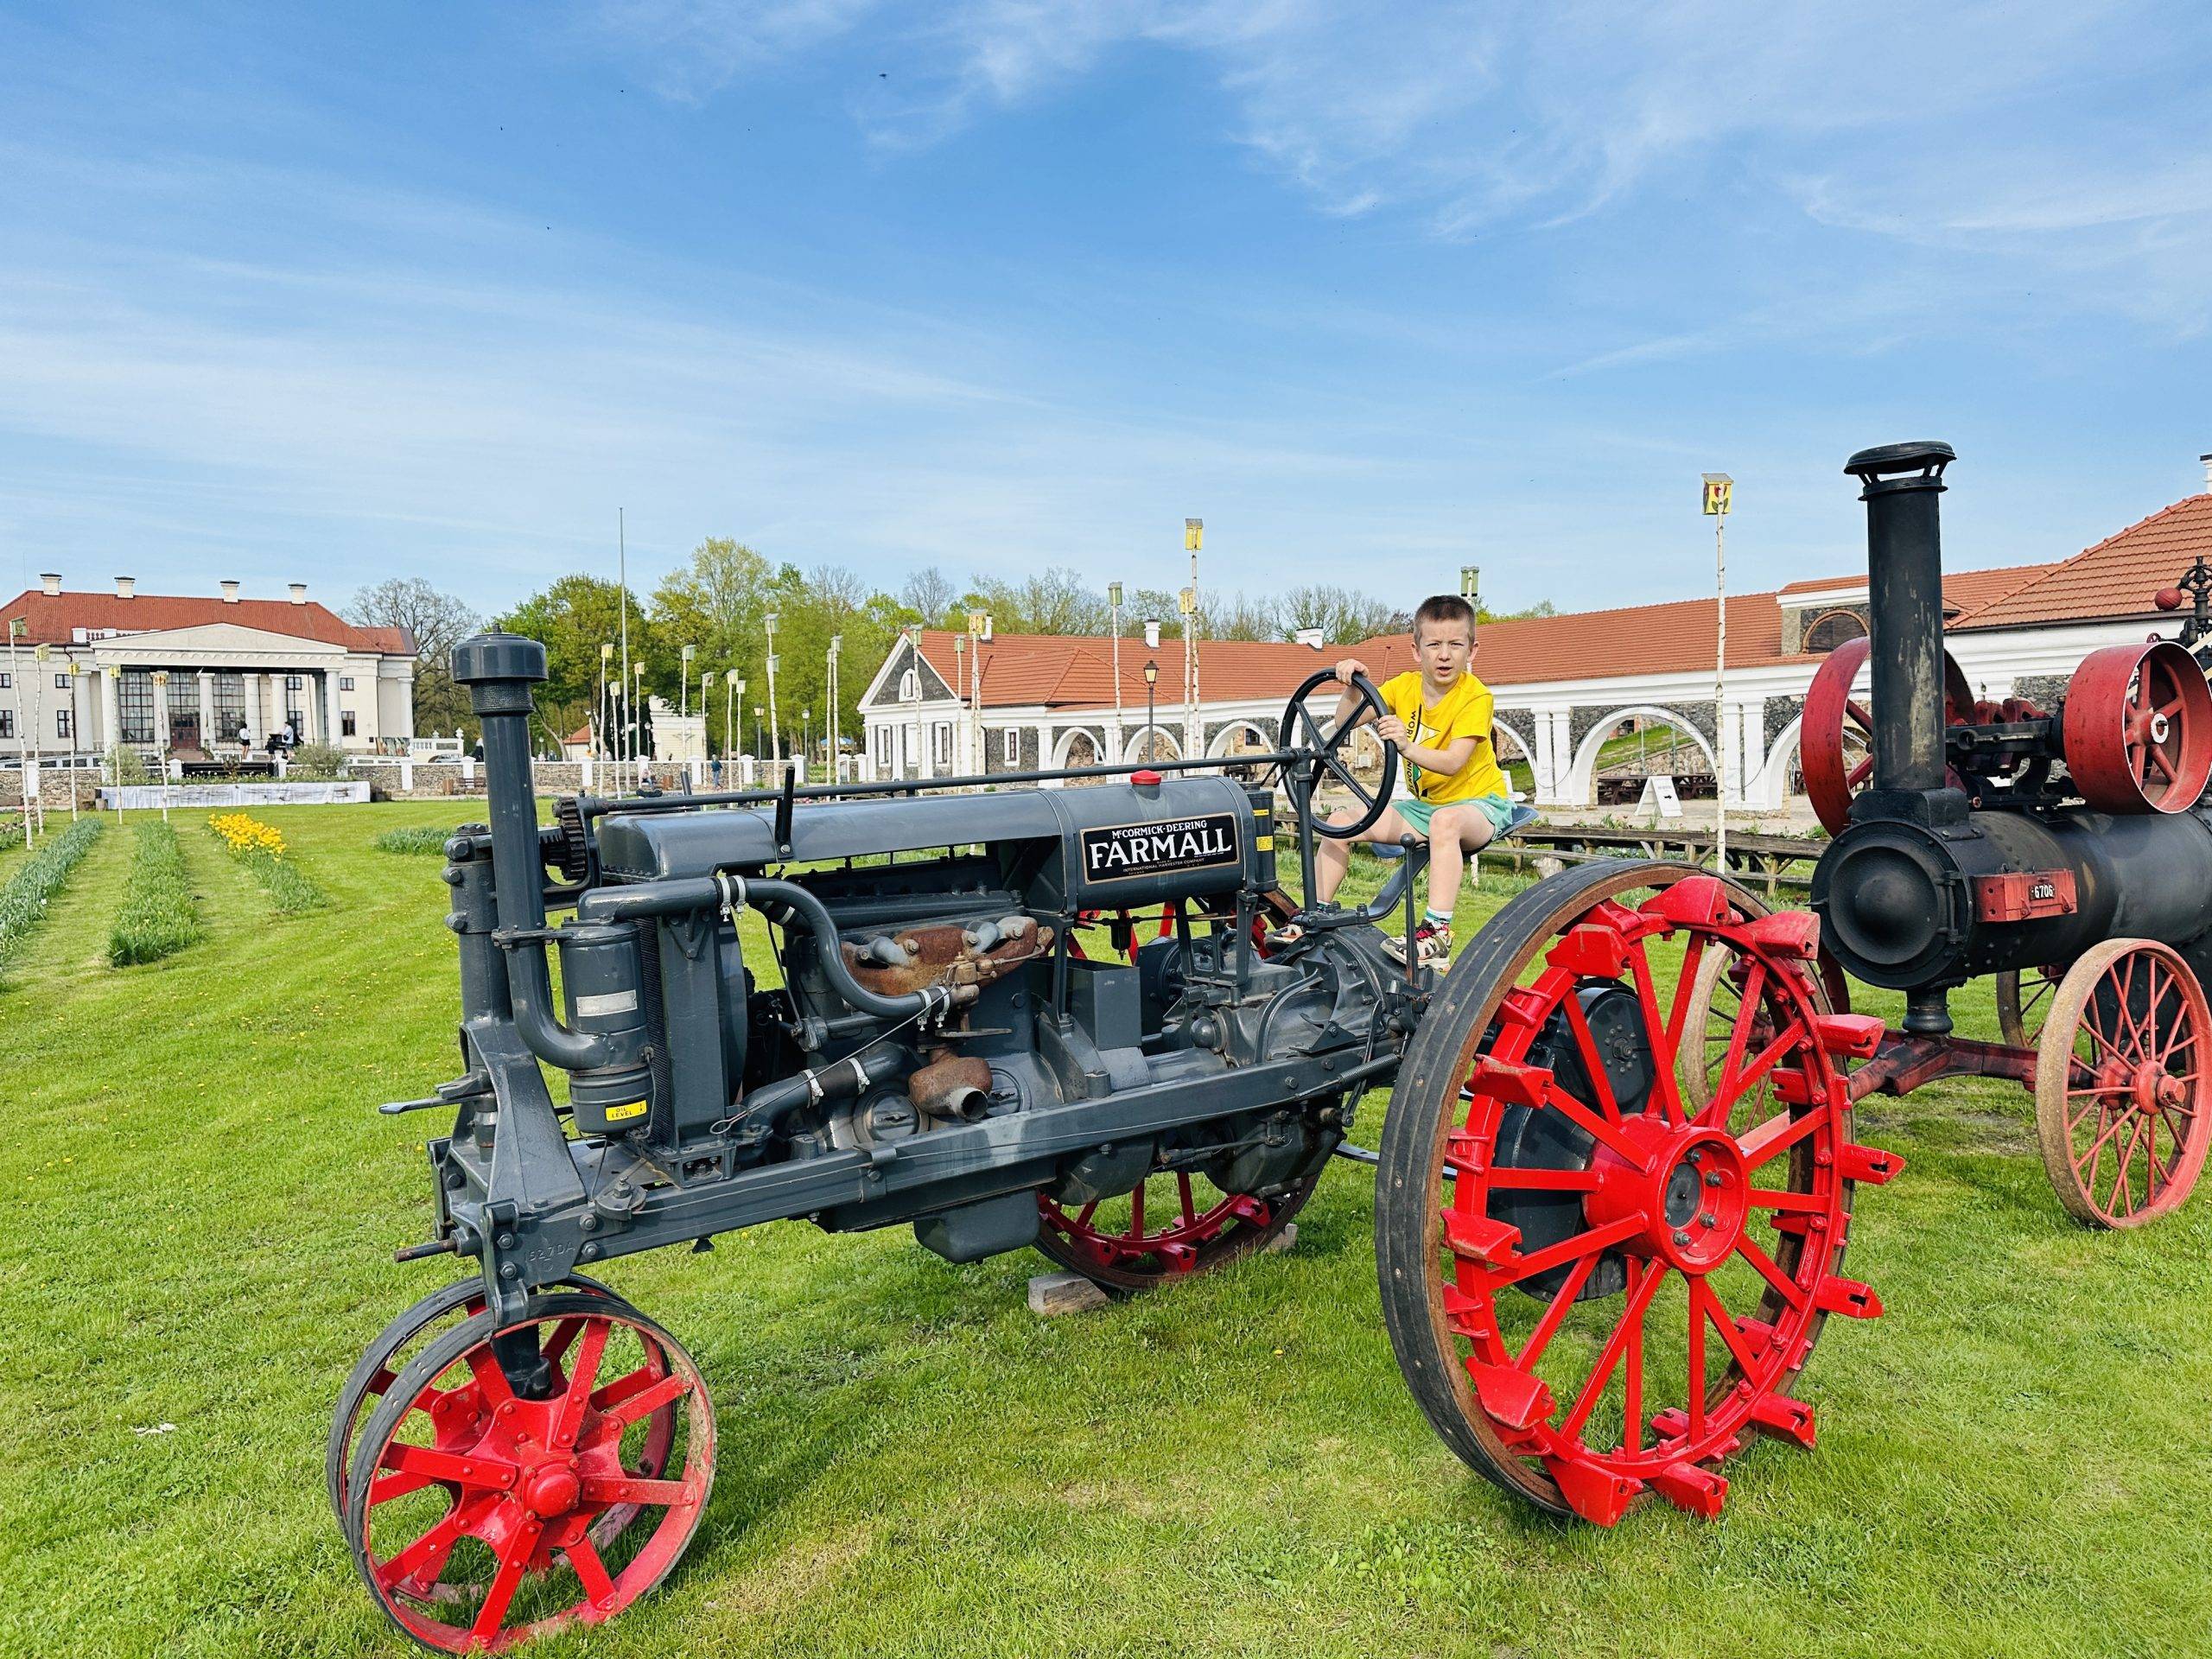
left=100, top=781, right=372, bottom=808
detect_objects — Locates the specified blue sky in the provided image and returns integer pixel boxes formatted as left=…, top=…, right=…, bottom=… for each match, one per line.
left=3, top=1, right=2209, bottom=619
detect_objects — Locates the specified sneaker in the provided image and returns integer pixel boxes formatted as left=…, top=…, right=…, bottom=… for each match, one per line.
left=1384, top=920, right=1452, bottom=966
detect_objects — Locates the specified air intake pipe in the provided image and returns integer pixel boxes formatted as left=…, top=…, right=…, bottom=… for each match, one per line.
left=1842, top=441, right=1956, bottom=802
left=453, top=633, right=655, bottom=1114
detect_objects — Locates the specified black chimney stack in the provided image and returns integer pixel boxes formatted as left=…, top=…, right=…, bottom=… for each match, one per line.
left=1844, top=442, right=1955, bottom=800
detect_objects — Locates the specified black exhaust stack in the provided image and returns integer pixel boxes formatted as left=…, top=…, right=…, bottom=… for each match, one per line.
left=453, top=632, right=656, bottom=1125
left=1843, top=442, right=1956, bottom=803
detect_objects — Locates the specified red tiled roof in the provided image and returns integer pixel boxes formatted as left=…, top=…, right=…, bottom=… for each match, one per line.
left=0, top=588, right=412, bottom=654
left=914, top=630, right=1345, bottom=711
left=915, top=595, right=1789, bottom=709
left=1775, top=562, right=2052, bottom=612
left=1953, top=495, right=2212, bottom=630
left=897, top=511, right=2196, bottom=709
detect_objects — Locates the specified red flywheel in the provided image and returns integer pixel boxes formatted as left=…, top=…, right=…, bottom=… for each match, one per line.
left=1800, top=636, right=1979, bottom=834
left=1374, top=863, right=1901, bottom=1524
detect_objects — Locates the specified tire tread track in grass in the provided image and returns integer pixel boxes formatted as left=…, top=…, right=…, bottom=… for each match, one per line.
left=0, top=815, right=104, bottom=979
left=107, top=818, right=203, bottom=966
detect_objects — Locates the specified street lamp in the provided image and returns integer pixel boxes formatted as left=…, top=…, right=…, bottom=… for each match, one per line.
left=680, top=643, right=696, bottom=718
left=752, top=705, right=764, bottom=760
left=66, top=662, right=84, bottom=819
left=725, top=671, right=743, bottom=763
left=1109, top=580, right=1124, bottom=763
left=802, top=708, right=812, bottom=774
left=632, top=659, right=648, bottom=784
left=1143, top=658, right=1159, bottom=765
left=598, top=642, right=613, bottom=766
left=764, top=612, right=781, bottom=766
left=826, top=633, right=842, bottom=781
left=150, top=670, right=172, bottom=820
left=953, top=634, right=968, bottom=771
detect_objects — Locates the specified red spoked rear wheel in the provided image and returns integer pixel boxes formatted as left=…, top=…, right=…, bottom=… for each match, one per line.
left=2062, top=640, right=2212, bottom=813
left=2034, top=938, right=2212, bottom=1228
left=343, top=1292, right=714, bottom=1653
left=1376, top=862, right=1899, bottom=1524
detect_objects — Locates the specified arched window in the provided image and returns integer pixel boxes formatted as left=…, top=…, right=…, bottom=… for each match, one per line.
left=899, top=669, right=919, bottom=702
left=1804, top=610, right=1867, bottom=653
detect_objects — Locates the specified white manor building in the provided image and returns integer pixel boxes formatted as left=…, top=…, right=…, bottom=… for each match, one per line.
left=859, top=458, right=2212, bottom=810
left=0, top=573, right=417, bottom=760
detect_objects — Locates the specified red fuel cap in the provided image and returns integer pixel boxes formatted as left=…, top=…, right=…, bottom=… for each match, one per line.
left=1131, top=769, right=1162, bottom=785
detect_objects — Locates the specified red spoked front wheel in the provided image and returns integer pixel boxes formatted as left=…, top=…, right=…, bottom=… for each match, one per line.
left=2035, top=938, right=2212, bottom=1228
left=327, top=1274, right=619, bottom=1522
left=1376, top=861, right=1899, bottom=1524
left=342, top=1292, right=715, bottom=1652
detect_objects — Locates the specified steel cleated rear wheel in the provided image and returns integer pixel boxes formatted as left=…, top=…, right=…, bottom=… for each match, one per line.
left=1376, top=861, right=1900, bottom=1525
left=343, top=1291, right=715, bottom=1652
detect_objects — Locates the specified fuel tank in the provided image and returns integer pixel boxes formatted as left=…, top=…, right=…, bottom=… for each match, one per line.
left=1812, top=804, right=2212, bottom=988
left=594, top=774, right=1276, bottom=911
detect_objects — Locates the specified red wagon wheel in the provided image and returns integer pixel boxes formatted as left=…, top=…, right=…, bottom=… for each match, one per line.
left=1375, top=862, right=1898, bottom=1524
left=343, top=1292, right=715, bottom=1653
left=1994, top=966, right=2063, bottom=1052
left=1042, top=893, right=1319, bottom=1290
left=1800, top=636, right=1979, bottom=834
left=2034, top=938, right=2212, bottom=1228
left=2062, top=640, right=2212, bottom=813
left=327, top=1274, right=621, bottom=1521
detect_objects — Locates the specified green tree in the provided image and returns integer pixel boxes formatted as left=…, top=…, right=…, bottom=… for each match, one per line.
left=1281, top=584, right=1396, bottom=645
left=343, top=577, right=482, bottom=740
left=494, top=575, right=657, bottom=756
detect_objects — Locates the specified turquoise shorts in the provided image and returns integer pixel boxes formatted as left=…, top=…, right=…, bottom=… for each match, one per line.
left=1395, top=793, right=1516, bottom=840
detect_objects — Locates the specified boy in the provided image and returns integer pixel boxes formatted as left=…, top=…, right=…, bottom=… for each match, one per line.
left=1313, top=593, right=1513, bottom=966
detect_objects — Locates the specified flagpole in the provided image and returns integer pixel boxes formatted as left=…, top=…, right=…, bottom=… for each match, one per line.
left=1702, top=473, right=1734, bottom=873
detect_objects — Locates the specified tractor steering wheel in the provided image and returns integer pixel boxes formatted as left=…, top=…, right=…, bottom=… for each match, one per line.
left=1279, top=669, right=1397, bottom=840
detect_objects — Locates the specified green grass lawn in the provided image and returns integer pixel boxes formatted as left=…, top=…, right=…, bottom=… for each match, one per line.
left=3, top=801, right=2209, bottom=1657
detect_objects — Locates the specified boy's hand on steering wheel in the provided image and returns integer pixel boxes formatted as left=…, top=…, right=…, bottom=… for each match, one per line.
left=1334, top=657, right=1368, bottom=685
left=1375, top=715, right=1409, bottom=747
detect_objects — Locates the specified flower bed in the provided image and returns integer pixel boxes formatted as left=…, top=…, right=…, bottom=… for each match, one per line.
left=208, top=812, right=327, bottom=913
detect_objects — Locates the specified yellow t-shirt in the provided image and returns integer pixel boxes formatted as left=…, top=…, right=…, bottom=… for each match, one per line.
left=1379, top=670, right=1505, bottom=804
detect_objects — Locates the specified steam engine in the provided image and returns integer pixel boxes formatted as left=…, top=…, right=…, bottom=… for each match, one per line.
left=1809, top=442, right=2212, bottom=1029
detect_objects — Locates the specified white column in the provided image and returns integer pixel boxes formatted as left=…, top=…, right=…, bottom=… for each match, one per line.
left=99, top=668, right=119, bottom=751
left=196, top=672, right=215, bottom=753
left=1736, top=699, right=1764, bottom=808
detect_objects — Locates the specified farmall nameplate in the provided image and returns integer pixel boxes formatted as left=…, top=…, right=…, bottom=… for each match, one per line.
left=1082, top=814, right=1240, bottom=882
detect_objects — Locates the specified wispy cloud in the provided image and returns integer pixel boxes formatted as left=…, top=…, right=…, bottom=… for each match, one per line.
left=577, top=0, right=2212, bottom=339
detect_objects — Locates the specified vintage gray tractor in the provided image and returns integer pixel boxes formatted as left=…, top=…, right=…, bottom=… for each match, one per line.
left=335, top=649, right=1456, bottom=1649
